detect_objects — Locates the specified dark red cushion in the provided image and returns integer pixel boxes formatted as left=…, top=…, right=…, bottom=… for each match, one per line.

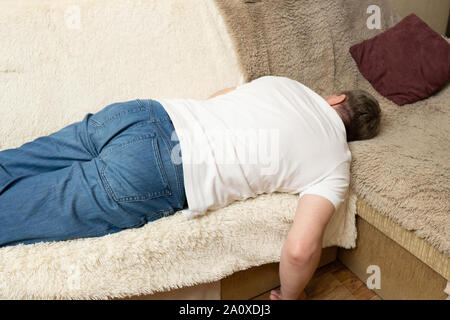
left=350, top=14, right=450, bottom=106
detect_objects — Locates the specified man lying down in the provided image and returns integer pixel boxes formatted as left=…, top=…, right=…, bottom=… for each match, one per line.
left=0, top=76, right=380, bottom=300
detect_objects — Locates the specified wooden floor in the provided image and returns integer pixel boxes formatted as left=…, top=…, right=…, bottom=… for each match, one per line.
left=252, top=260, right=381, bottom=300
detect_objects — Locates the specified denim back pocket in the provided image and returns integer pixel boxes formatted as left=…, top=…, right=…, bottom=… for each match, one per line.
left=99, top=131, right=171, bottom=203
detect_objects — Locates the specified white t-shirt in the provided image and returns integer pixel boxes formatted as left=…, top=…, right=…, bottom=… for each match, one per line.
left=158, top=76, right=351, bottom=218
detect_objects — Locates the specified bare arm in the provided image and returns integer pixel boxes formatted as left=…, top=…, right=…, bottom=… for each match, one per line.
left=208, top=87, right=236, bottom=99
left=271, top=194, right=335, bottom=300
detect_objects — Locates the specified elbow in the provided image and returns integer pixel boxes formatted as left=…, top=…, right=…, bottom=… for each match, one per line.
left=283, top=241, right=321, bottom=266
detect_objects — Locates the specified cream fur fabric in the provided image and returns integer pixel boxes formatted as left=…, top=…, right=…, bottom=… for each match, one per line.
left=0, top=0, right=357, bottom=299
left=216, top=0, right=450, bottom=257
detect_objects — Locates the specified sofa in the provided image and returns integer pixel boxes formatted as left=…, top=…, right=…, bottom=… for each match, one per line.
left=0, top=0, right=448, bottom=300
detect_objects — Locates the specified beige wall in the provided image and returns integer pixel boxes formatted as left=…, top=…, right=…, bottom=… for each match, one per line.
left=389, top=0, right=450, bottom=34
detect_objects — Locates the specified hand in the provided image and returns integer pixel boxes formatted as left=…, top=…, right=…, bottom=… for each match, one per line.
left=269, top=288, right=308, bottom=300
left=208, top=87, right=236, bottom=99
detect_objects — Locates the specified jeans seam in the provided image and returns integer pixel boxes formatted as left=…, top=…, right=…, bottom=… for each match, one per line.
left=148, top=99, right=156, bottom=121
left=155, top=122, right=184, bottom=209
left=89, top=100, right=148, bottom=132
left=89, top=118, right=102, bottom=128
left=136, top=99, right=145, bottom=108
left=151, top=207, right=175, bottom=220
left=91, top=106, right=148, bottom=129
left=79, top=115, right=99, bottom=159
left=99, top=133, right=155, bottom=159
left=151, top=135, right=172, bottom=193
left=149, top=100, right=172, bottom=123
left=99, top=159, right=119, bottom=202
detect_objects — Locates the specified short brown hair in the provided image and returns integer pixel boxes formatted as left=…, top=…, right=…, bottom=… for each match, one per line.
left=337, top=90, right=381, bottom=142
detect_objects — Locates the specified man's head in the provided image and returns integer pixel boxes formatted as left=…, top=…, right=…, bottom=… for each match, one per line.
left=325, top=90, right=381, bottom=142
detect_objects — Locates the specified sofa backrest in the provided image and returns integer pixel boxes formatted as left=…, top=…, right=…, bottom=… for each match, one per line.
left=0, top=0, right=243, bottom=148
left=215, top=0, right=401, bottom=96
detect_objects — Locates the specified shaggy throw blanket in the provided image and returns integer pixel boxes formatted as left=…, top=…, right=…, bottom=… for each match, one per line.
left=0, top=0, right=357, bottom=299
left=1, top=0, right=447, bottom=299
left=216, top=0, right=450, bottom=257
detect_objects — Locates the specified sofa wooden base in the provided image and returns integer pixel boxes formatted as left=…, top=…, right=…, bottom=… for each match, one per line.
left=221, top=246, right=337, bottom=300
left=338, top=216, right=448, bottom=300
left=122, top=246, right=337, bottom=300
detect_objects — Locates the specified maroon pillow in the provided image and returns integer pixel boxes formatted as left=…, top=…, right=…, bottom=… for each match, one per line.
left=350, top=14, right=450, bottom=106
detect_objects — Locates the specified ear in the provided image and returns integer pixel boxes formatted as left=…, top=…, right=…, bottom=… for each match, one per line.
left=326, top=94, right=346, bottom=106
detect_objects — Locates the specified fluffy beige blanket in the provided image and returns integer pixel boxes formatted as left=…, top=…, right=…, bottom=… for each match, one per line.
left=0, top=0, right=356, bottom=299
left=216, top=0, right=450, bottom=257
left=1, top=0, right=447, bottom=299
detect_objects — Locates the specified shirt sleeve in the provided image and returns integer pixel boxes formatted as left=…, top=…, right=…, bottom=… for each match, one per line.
left=298, top=161, right=350, bottom=210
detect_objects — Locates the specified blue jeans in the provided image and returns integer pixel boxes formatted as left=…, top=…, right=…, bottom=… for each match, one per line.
left=0, top=99, right=186, bottom=247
